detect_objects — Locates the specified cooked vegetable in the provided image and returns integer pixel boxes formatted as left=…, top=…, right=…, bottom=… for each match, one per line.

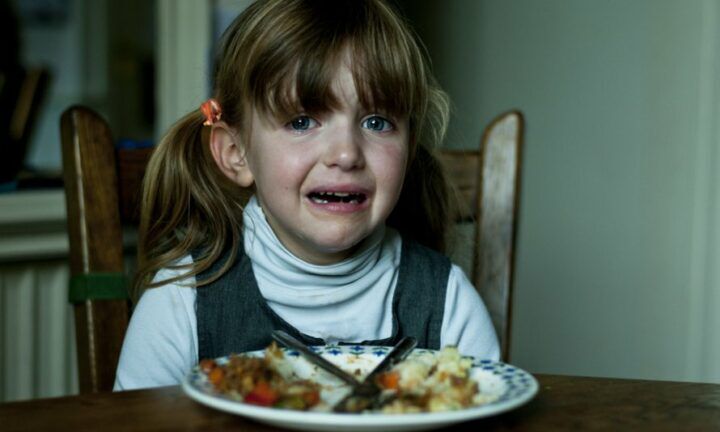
left=377, top=370, right=400, bottom=390
left=244, top=380, right=278, bottom=406
left=200, top=343, right=321, bottom=411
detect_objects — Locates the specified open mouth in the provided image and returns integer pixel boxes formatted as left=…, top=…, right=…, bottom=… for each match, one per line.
left=307, top=191, right=368, bottom=204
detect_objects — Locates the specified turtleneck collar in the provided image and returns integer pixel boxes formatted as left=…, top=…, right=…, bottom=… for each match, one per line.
left=242, top=196, right=395, bottom=308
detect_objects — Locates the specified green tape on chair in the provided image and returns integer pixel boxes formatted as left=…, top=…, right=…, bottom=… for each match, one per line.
left=69, top=273, right=129, bottom=303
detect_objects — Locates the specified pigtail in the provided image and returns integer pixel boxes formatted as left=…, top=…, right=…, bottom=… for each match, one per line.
left=387, top=76, right=454, bottom=253
left=387, top=145, right=451, bottom=252
left=132, top=110, right=250, bottom=300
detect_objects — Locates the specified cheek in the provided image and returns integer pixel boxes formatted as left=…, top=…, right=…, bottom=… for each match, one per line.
left=367, top=144, right=408, bottom=209
left=381, top=144, right=409, bottom=187
left=249, top=146, right=313, bottom=192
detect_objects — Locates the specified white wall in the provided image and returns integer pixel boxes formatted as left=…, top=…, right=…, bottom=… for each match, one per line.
left=406, top=0, right=720, bottom=382
left=156, top=0, right=211, bottom=137
left=155, top=0, right=253, bottom=137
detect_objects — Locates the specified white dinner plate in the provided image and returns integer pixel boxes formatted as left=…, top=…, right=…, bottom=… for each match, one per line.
left=182, top=345, right=538, bottom=432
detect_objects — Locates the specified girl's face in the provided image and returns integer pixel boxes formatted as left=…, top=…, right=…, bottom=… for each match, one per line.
left=244, top=65, right=409, bottom=264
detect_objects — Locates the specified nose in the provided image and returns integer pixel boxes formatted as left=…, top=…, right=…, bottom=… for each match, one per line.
left=322, top=125, right=365, bottom=170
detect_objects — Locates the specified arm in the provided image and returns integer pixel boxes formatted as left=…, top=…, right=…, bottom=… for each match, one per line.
left=440, top=265, right=500, bottom=360
left=113, top=261, right=198, bottom=390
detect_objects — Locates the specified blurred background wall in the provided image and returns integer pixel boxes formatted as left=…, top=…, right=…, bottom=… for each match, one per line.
left=1, top=0, right=718, bottom=403
left=398, top=0, right=720, bottom=383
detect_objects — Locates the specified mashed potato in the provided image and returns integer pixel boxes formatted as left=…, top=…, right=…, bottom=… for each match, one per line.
left=377, top=346, right=495, bottom=413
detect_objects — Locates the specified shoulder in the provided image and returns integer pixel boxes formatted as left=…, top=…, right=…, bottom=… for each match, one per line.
left=442, top=264, right=500, bottom=360
left=114, top=255, right=198, bottom=390
left=446, top=264, right=482, bottom=306
left=136, top=254, right=197, bottom=323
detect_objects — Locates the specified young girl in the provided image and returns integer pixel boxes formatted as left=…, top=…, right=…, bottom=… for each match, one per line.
left=114, top=0, right=499, bottom=390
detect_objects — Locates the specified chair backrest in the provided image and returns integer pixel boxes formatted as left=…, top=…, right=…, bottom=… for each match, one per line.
left=439, top=110, right=524, bottom=361
left=60, top=106, right=132, bottom=393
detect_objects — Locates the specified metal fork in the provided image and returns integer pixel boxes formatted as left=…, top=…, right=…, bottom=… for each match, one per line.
left=333, top=336, right=417, bottom=413
left=271, top=330, right=359, bottom=386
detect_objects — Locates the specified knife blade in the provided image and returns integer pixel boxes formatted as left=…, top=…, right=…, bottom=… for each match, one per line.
left=333, top=336, right=418, bottom=413
left=271, top=330, right=360, bottom=387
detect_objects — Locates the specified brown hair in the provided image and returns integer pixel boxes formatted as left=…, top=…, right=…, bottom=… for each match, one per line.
left=134, top=0, right=451, bottom=299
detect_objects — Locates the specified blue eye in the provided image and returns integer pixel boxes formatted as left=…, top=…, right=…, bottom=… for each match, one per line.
left=362, top=116, right=394, bottom=132
left=287, top=115, right=318, bottom=132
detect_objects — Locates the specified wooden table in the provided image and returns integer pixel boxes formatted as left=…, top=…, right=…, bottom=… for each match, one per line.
left=2, top=374, right=719, bottom=431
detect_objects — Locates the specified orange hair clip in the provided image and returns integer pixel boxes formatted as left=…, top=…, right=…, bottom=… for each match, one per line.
left=200, top=98, right=222, bottom=126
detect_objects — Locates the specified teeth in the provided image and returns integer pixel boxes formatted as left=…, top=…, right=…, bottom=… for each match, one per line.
left=309, top=191, right=365, bottom=204
left=317, top=192, right=350, bottom=197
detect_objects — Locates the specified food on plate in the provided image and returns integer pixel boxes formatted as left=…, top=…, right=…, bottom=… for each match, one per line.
left=374, top=346, right=496, bottom=413
left=200, top=343, right=321, bottom=410
left=199, top=344, right=495, bottom=413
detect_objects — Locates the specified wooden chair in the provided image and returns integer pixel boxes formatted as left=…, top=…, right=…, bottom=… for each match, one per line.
left=440, top=110, right=524, bottom=361
left=60, top=106, right=151, bottom=393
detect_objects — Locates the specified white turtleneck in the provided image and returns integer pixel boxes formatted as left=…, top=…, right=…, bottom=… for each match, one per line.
left=114, top=196, right=499, bottom=391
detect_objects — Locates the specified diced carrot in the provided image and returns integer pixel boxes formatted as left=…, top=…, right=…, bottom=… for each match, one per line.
left=301, top=390, right=320, bottom=407
left=244, top=380, right=278, bottom=406
left=378, top=371, right=400, bottom=390
left=199, top=359, right=216, bottom=374
left=208, top=367, right=224, bottom=386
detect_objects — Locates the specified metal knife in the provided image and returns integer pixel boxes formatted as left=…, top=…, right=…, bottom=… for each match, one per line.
left=271, top=330, right=360, bottom=386
left=333, top=336, right=418, bottom=413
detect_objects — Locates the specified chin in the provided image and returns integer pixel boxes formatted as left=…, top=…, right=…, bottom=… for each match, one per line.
left=311, top=234, right=366, bottom=256
left=315, top=239, right=361, bottom=255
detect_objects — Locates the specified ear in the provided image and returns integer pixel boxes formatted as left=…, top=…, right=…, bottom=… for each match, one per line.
left=208, top=123, right=254, bottom=187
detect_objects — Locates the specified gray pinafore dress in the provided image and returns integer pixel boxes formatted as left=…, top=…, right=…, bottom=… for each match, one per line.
left=195, top=238, right=451, bottom=360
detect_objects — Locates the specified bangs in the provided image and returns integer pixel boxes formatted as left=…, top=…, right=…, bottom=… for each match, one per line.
left=241, top=0, right=426, bottom=123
